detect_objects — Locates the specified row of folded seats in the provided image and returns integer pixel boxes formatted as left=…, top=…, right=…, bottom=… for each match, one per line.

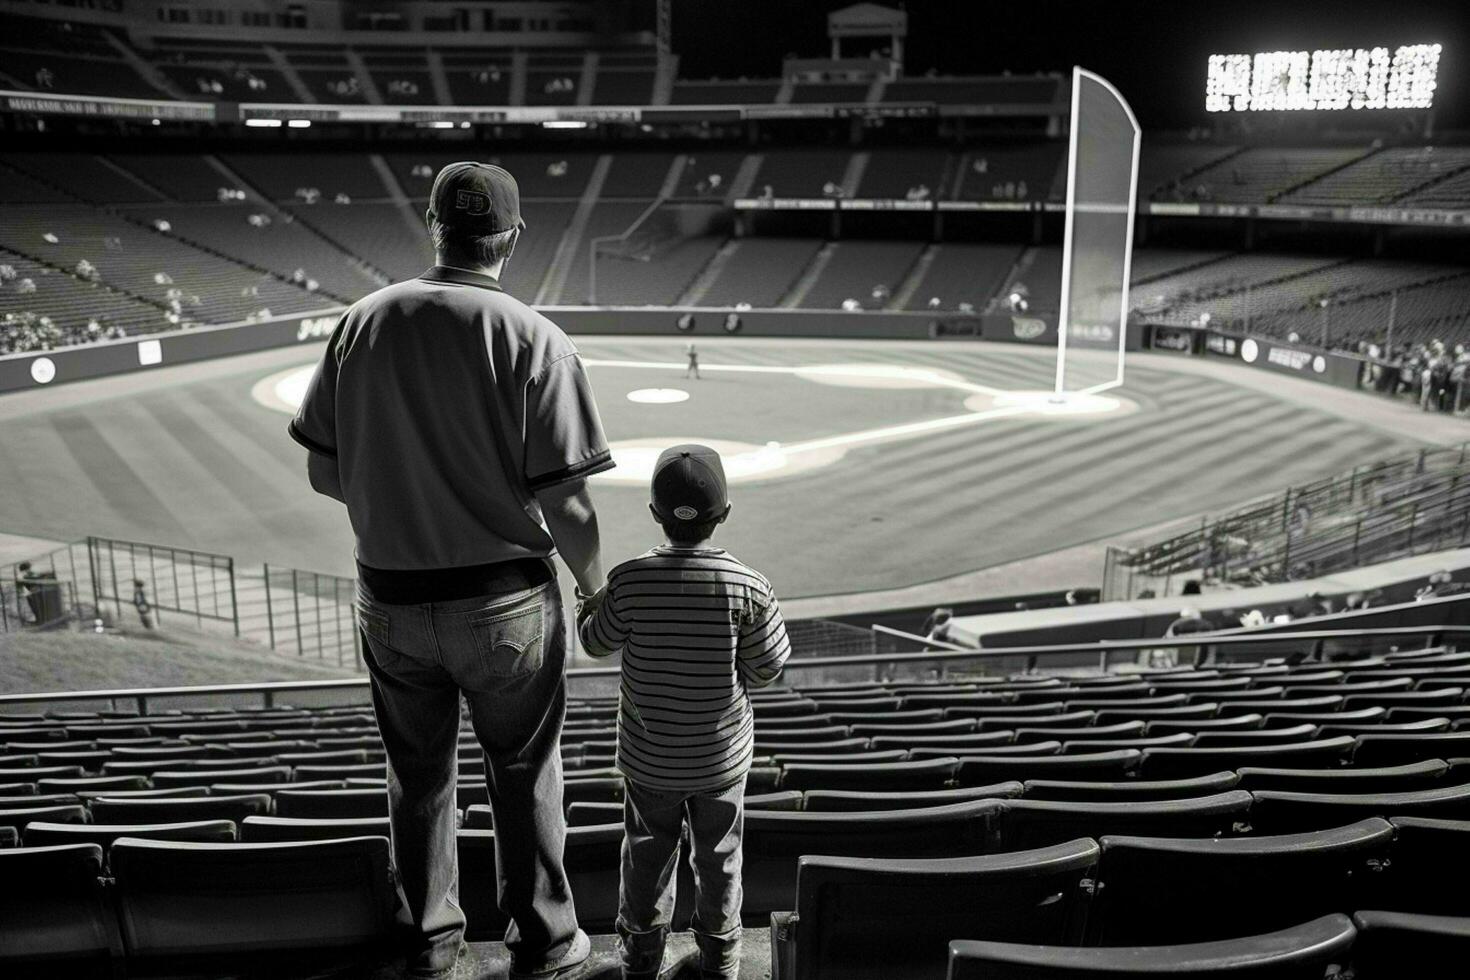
left=5, top=647, right=1470, bottom=975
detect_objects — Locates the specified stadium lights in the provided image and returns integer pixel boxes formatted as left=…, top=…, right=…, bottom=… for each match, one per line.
left=244, top=119, right=283, bottom=128
left=543, top=120, right=590, bottom=129
left=1206, top=43, right=1440, bottom=112
left=287, top=119, right=311, bottom=129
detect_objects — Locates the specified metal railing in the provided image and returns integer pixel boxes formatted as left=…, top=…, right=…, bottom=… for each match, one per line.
left=1104, top=442, right=1470, bottom=599
left=3, top=623, right=1461, bottom=715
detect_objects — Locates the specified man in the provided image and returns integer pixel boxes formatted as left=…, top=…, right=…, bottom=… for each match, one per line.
left=290, top=162, right=612, bottom=980
left=684, top=342, right=701, bottom=380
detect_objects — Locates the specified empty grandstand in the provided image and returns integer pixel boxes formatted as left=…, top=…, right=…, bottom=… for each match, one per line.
left=4, top=1, right=1470, bottom=977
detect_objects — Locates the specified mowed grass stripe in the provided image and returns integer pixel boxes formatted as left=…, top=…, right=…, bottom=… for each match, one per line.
left=48, top=411, right=191, bottom=541
left=133, top=393, right=324, bottom=544
left=895, top=391, right=1298, bottom=533
left=844, top=382, right=1266, bottom=502
left=1038, top=424, right=1396, bottom=551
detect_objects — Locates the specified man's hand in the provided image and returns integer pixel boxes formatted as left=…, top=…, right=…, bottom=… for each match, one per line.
left=575, top=585, right=606, bottom=625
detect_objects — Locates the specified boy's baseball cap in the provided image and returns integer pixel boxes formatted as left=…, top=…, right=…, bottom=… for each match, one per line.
left=428, top=161, right=524, bottom=234
left=651, top=444, right=728, bottom=524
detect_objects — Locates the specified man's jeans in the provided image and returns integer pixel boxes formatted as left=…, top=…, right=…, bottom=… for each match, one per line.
left=357, top=574, right=579, bottom=975
left=618, top=777, right=745, bottom=979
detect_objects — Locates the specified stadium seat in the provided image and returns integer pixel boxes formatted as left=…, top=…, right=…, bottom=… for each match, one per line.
left=110, top=836, right=395, bottom=974
left=150, top=765, right=292, bottom=789
left=778, top=758, right=960, bottom=792
left=947, top=913, right=1358, bottom=979
left=0, top=843, right=122, bottom=979
left=997, top=791, right=1253, bottom=851
left=769, top=750, right=907, bottom=765
left=1234, top=759, right=1451, bottom=794
left=869, top=730, right=1015, bottom=751
left=802, top=783, right=1024, bottom=812
left=1089, top=818, right=1392, bottom=944
left=740, top=801, right=1005, bottom=921
left=0, top=803, right=88, bottom=833
left=1380, top=817, right=1470, bottom=915
left=770, top=840, right=1099, bottom=980
left=89, top=794, right=272, bottom=825
left=1061, top=734, right=1195, bottom=753
left=37, top=775, right=149, bottom=794
left=1349, top=911, right=1470, bottom=978
left=1139, top=737, right=1356, bottom=778
left=274, top=788, right=387, bottom=818
left=1192, top=724, right=1323, bottom=747
left=1021, top=771, right=1241, bottom=802
left=1250, top=784, right=1470, bottom=833
left=954, top=749, right=1142, bottom=785
left=24, top=819, right=238, bottom=854
left=1353, top=733, right=1470, bottom=768
left=240, top=815, right=392, bottom=842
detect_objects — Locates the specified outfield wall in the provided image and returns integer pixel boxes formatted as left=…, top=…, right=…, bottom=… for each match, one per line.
left=0, top=306, right=1146, bottom=395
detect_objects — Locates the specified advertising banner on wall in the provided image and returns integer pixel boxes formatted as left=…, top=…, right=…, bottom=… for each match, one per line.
left=1203, top=331, right=1364, bottom=390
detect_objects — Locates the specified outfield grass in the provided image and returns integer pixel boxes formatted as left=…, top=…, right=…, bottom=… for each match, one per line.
left=0, top=626, right=360, bottom=712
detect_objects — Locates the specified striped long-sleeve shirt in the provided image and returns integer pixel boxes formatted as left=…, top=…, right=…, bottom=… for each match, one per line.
left=578, top=546, right=790, bottom=792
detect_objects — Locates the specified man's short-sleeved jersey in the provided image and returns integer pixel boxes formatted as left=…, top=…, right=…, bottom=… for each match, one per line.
left=289, top=265, right=613, bottom=570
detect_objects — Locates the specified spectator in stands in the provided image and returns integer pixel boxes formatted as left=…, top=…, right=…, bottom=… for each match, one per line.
left=35, top=66, right=54, bottom=89
left=547, top=160, right=568, bottom=178
left=927, top=296, right=942, bottom=310
left=131, top=579, right=154, bottom=630
left=290, top=161, right=610, bottom=980
left=922, top=606, right=955, bottom=645
left=1417, top=570, right=1470, bottom=601
left=1181, top=580, right=1203, bottom=596
left=579, top=444, right=790, bottom=980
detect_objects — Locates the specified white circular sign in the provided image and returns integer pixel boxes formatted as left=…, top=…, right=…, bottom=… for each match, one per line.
left=1240, top=339, right=1259, bottom=364
left=627, top=388, right=690, bottom=404
left=30, top=357, right=56, bottom=384
left=1312, top=355, right=1327, bottom=374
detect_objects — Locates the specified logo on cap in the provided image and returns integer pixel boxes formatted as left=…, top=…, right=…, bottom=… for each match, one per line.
left=454, top=189, right=492, bottom=216
left=673, top=506, right=699, bottom=521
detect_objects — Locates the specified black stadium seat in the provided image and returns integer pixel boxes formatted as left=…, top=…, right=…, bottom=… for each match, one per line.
left=740, top=801, right=1005, bottom=921
left=996, top=791, right=1253, bottom=851
left=24, top=819, right=238, bottom=854
left=778, top=758, right=960, bottom=792
left=1250, top=783, right=1470, bottom=833
left=1353, top=733, right=1470, bottom=768
left=89, top=794, right=271, bottom=825
left=110, top=837, right=395, bottom=974
left=1381, top=817, right=1470, bottom=915
left=1234, top=759, right=1450, bottom=794
left=240, top=816, right=392, bottom=842
left=1089, top=818, right=1393, bottom=944
left=955, top=748, right=1142, bottom=785
left=0, top=843, right=122, bottom=979
left=771, top=840, right=1099, bottom=980
left=802, top=783, right=1024, bottom=812
left=1349, top=911, right=1470, bottom=978
left=947, top=913, right=1357, bottom=979
left=0, top=804, right=89, bottom=833
left=274, top=788, right=388, bottom=818
left=1139, top=736, right=1356, bottom=778
left=1021, top=771, right=1240, bottom=802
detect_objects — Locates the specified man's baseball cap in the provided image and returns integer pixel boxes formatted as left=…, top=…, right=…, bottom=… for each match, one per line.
left=428, top=161, right=524, bottom=234
left=651, top=444, right=728, bottom=524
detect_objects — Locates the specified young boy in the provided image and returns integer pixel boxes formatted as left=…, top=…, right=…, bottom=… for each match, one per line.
left=578, top=444, right=790, bottom=980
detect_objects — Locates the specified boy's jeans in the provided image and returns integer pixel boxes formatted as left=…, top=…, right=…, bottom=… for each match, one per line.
left=356, top=572, right=581, bottom=976
left=618, top=776, right=745, bottom=979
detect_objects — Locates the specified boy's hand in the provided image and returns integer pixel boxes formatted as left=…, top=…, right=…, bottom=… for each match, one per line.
left=575, top=585, right=606, bottom=624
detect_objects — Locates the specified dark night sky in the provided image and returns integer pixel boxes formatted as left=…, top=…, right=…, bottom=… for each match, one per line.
left=669, top=0, right=1470, bottom=129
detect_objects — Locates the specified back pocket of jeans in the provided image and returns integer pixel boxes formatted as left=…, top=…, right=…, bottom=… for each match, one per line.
left=356, top=602, right=391, bottom=646
left=468, top=600, right=545, bottom=678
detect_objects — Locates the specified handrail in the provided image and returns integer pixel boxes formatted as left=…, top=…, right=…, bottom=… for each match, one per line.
left=3, top=624, right=1463, bottom=712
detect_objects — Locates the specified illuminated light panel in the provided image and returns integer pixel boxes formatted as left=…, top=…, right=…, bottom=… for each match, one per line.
left=1206, top=43, right=1440, bottom=111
